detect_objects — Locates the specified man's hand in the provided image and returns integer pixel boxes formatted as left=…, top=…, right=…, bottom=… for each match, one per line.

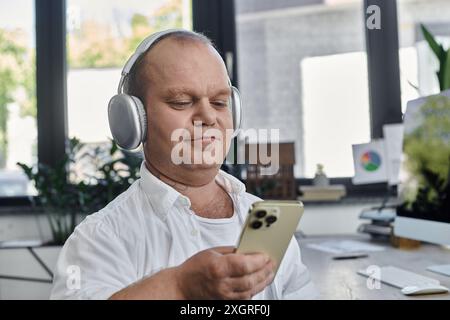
left=109, top=246, right=274, bottom=300
left=175, top=246, right=275, bottom=300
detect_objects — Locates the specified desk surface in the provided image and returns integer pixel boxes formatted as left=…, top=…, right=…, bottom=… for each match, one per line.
left=297, top=234, right=450, bottom=300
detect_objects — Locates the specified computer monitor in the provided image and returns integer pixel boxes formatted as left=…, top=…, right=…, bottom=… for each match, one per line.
left=394, top=90, right=450, bottom=249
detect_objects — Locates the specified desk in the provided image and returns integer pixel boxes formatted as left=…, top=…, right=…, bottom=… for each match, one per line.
left=297, top=234, right=450, bottom=299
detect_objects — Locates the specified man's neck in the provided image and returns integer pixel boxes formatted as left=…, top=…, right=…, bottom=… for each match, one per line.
left=145, top=161, right=233, bottom=219
left=145, top=160, right=210, bottom=192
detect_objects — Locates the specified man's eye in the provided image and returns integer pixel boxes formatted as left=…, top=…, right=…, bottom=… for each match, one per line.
left=211, top=101, right=228, bottom=108
left=169, top=101, right=192, bottom=108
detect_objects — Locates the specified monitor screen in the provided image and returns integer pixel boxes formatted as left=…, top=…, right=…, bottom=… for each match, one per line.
left=397, top=90, right=450, bottom=223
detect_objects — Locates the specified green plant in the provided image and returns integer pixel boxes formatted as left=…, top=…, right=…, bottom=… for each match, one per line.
left=17, top=137, right=141, bottom=245
left=397, top=95, right=450, bottom=221
left=421, top=23, right=450, bottom=91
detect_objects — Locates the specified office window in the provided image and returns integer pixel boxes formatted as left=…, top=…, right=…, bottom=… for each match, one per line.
left=66, top=0, right=192, bottom=144
left=0, top=0, right=37, bottom=196
left=397, top=0, right=450, bottom=113
left=235, top=0, right=371, bottom=178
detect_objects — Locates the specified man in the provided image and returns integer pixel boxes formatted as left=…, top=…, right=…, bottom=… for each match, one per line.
left=50, top=29, right=317, bottom=300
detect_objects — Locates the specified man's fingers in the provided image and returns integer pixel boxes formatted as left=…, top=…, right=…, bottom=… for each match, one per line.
left=213, top=246, right=236, bottom=254
left=247, top=270, right=276, bottom=297
left=225, top=267, right=276, bottom=300
left=226, top=262, right=274, bottom=292
left=223, top=253, right=270, bottom=277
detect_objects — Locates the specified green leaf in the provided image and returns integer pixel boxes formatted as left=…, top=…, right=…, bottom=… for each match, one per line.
left=421, top=24, right=445, bottom=60
left=443, top=49, right=450, bottom=90
left=110, top=140, right=118, bottom=156
left=16, top=162, right=33, bottom=179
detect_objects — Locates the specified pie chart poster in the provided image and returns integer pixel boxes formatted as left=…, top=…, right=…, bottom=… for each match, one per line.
left=352, top=140, right=388, bottom=185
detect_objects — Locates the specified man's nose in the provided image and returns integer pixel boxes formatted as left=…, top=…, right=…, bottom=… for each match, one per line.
left=192, top=98, right=216, bottom=126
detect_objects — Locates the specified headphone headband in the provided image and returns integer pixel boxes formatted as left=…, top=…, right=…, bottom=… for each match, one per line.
left=124, top=29, right=186, bottom=73
left=118, top=28, right=214, bottom=94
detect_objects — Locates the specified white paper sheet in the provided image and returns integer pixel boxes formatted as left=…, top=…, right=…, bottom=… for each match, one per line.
left=352, top=139, right=388, bottom=184
left=383, top=123, right=404, bottom=186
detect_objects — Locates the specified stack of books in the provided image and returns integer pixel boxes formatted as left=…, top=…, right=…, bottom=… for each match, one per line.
left=357, top=207, right=396, bottom=240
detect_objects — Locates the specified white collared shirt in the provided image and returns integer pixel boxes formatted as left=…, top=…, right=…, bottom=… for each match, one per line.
left=50, top=163, right=317, bottom=300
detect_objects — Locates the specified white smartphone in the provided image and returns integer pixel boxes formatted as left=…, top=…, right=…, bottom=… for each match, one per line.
left=235, top=200, right=304, bottom=275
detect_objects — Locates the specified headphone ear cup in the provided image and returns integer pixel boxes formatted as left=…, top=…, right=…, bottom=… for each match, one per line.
left=131, top=96, right=148, bottom=143
left=108, top=94, right=147, bottom=150
left=230, top=86, right=242, bottom=137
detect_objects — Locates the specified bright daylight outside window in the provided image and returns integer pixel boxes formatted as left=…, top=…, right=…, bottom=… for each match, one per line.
left=0, top=0, right=36, bottom=196
left=397, top=0, right=450, bottom=113
left=236, top=0, right=371, bottom=178
left=66, top=0, right=192, bottom=178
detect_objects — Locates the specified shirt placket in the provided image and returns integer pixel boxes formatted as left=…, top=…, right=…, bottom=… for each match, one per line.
left=188, top=211, right=203, bottom=250
left=178, top=196, right=202, bottom=250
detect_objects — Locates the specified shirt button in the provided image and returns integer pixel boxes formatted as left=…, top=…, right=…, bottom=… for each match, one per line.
left=191, top=229, right=198, bottom=236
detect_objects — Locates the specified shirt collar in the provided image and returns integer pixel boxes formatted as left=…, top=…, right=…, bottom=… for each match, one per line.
left=139, top=162, right=246, bottom=218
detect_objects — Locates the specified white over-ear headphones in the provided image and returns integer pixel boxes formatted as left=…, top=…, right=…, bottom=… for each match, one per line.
left=108, top=28, right=242, bottom=151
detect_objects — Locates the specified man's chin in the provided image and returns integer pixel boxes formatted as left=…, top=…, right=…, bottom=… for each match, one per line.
left=179, top=162, right=221, bottom=171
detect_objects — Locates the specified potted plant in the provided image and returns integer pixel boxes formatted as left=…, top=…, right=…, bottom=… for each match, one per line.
left=396, top=25, right=450, bottom=226
left=17, top=137, right=141, bottom=245
left=397, top=94, right=450, bottom=221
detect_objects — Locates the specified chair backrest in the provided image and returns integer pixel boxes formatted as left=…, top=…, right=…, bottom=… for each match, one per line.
left=244, top=142, right=297, bottom=200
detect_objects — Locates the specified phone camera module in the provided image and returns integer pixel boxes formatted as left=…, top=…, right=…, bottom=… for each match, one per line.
left=254, top=210, right=267, bottom=218
left=250, top=220, right=263, bottom=229
left=265, top=215, right=277, bottom=224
